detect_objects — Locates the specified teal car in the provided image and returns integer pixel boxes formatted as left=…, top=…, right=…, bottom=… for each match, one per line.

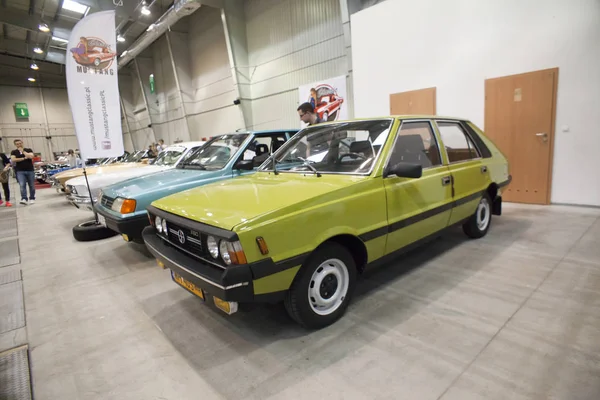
left=94, top=129, right=297, bottom=243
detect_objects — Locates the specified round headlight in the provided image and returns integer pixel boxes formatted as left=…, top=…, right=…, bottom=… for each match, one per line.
left=161, top=219, right=167, bottom=234
left=155, top=216, right=163, bottom=233
left=219, top=240, right=231, bottom=265
left=207, top=236, right=219, bottom=258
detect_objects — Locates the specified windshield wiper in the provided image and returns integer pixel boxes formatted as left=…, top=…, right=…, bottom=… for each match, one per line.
left=297, top=157, right=321, bottom=177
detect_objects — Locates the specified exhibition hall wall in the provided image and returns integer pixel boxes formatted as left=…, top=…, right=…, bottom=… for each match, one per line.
left=351, top=0, right=600, bottom=207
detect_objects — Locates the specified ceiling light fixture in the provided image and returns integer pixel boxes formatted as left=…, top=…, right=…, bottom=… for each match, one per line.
left=33, top=47, right=44, bottom=54
left=141, top=6, right=151, bottom=15
left=62, top=0, right=89, bottom=14
left=117, top=35, right=125, bottom=42
left=146, top=24, right=156, bottom=31
left=30, top=63, right=39, bottom=70
left=52, top=36, right=69, bottom=44
left=120, top=50, right=128, bottom=57
left=38, top=23, right=50, bottom=32
left=28, top=78, right=36, bottom=82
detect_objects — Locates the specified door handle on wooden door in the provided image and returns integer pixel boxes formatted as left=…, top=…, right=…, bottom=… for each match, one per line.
left=535, top=132, right=548, bottom=142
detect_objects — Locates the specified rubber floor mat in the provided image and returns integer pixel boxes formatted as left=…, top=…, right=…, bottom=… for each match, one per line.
left=0, top=345, right=32, bottom=400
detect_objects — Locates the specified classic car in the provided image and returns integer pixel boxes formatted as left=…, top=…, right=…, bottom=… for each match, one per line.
left=66, top=142, right=206, bottom=211
left=94, top=130, right=297, bottom=244
left=314, top=84, right=343, bottom=122
left=51, top=150, right=151, bottom=193
left=143, top=116, right=511, bottom=328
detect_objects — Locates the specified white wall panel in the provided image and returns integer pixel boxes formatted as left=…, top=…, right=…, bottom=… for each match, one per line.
left=352, top=0, right=600, bottom=206
left=244, top=0, right=348, bottom=129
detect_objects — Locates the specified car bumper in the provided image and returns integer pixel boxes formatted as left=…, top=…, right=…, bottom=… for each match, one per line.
left=67, top=194, right=94, bottom=211
left=95, top=206, right=149, bottom=241
left=142, top=226, right=256, bottom=303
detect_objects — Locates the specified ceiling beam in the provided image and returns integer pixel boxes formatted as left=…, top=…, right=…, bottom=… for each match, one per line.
left=0, top=8, right=75, bottom=40
left=0, top=37, right=66, bottom=61
left=0, top=63, right=65, bottom=77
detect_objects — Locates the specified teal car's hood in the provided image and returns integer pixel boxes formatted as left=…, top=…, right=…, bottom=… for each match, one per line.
left=101, top=168, right=235, bottom=213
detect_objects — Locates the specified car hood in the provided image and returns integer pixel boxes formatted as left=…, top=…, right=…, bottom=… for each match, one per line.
left=66, top=165, right=168, bottom=191
left=54, top=163, right=140, bottom=180
left=103, top=168, right=224, bottom=200
left=152, top=172, right=367, bottom=231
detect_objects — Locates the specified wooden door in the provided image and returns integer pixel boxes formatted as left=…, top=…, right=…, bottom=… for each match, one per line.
left=485, top=68, right=558, bottom=204
left=390, top=87, right=436, bottom=115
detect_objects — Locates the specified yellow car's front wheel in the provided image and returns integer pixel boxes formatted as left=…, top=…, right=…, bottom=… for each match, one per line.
left=285, top=242, right=357, bottom=329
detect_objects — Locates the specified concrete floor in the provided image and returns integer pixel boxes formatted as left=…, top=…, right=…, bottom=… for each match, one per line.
left=8, top=187, right=600, bottom=399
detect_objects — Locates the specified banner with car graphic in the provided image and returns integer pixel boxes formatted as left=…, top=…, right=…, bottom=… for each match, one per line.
left=66, top=10, right=124, bottom=159
left=298, top=75, right=348, bottom=127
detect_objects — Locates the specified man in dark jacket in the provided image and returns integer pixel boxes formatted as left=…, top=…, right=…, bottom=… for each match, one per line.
left=0, top=153, right=12, bottom=207
left=10, top=139, right=36, bottom=205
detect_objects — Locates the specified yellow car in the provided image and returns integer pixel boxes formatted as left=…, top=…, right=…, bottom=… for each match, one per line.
left=143, top=116, right=511, bottom=328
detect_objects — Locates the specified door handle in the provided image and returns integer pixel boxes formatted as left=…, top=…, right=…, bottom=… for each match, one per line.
left=481, top=166, right=488, bottom=173
left=535, top=132, right=548, bottom=142
left=441, top=176, right=451, bottom=186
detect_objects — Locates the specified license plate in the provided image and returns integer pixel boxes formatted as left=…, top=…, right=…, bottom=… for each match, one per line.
left=97, top=214, right=106, bottom=227
left=172, top=271, right=204, bottom=300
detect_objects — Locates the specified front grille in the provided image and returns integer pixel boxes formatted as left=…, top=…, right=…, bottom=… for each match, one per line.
left=100, top=195, right=114, bottom=209
left=162, top=220, right=226, bottom=268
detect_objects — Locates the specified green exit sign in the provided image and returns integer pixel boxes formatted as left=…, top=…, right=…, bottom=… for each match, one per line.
left=14, top=103, right=29, bottom=119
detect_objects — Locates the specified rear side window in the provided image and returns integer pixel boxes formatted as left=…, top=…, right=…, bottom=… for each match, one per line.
left=437, top=122, right=480, bottom=163
left=388, top=121, right=442, bottom=168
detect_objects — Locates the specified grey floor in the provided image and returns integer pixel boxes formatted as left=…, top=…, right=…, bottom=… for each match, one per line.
left=4, top=186, right=600, bottom=400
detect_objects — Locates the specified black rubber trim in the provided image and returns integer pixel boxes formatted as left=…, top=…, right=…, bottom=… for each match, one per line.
left=367, top=216, right=470, bottom=270
left=143, top=226, right=254, bottom=302
left=359, top=191, right=483, bottom=242
left=498, top=175, right=512, bottom=188
left=147, top=205, right=239, bottom=241
left=94, top=204, right=149, bottom=239
left=461, top=121, right=492, bottom=158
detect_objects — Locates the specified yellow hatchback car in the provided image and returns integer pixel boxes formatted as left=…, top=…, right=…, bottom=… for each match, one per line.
left=143, top=116, right=511, bottom=329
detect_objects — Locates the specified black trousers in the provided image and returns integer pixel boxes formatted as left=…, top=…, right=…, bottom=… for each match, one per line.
left=1, top=182, right=9, bottom=202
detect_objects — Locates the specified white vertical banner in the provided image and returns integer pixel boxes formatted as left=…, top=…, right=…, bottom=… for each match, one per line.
left=66, top=10, right=124, bottom=159
left=298, top=75, right=348, bottom=128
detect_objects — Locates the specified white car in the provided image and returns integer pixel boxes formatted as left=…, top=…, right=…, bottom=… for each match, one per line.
left=65, top=141, right=206, bottom=211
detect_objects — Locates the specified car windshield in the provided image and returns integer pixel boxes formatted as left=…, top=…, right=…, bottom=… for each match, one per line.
left=259, top=119, right=393, bottom=175
left=178, top=134, right=249, bottom=170
left=151, top=147, right=185, bottom=166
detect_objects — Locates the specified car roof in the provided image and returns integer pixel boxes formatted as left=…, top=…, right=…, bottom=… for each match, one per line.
left=305, top=116, right=470, bottom=125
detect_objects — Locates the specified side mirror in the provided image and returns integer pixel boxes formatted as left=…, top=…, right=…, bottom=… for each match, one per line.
left=385, top=162, right=422, bottom=179
left=234, top=159, right=254, bottom=171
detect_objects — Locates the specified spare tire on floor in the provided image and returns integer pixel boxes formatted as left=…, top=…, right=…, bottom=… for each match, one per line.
left=73, top=220, right=118, bottom=242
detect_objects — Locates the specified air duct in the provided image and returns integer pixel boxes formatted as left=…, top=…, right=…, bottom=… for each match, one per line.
left=117, top=0, right=201, bottom=69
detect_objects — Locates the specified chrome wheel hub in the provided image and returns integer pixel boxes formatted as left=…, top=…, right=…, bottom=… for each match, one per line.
left=308, top=258, right=349, bottom=316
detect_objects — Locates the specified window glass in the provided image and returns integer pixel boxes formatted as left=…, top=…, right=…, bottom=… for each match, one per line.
left=241, top=134, right=288, bottom=167
left=259, top=120, right=393, bottom=175
left=388, top=121, right=441, bottom=169
left=151, top=147, right=185, bottom=166
left=437, top=122, right=480, bottom=163
left=178, top=134, right=249, bottom=170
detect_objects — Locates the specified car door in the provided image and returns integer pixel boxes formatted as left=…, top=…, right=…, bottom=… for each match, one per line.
left=383, top=120, right=453, bottom=255
left=434, top=120, right=488, bottom=226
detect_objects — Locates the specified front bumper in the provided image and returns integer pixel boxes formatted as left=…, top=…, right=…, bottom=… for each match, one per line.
left=95, top=205, right=149, bottom=241
left=67, top=194, right=94, bottom=211
left=143, top=226, right=257, bottom=302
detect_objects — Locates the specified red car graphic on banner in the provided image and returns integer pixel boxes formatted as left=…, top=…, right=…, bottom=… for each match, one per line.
left=70, top=36, right=116, bottom=69
left=310, top=84, right=344, bottom=122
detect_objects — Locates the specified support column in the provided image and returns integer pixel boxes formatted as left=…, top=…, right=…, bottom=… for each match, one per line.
left=165, top=31, right=192, bottom=141
left=221, top=0, right=252, bottom=129
left=133, top=58, right=158, bottom=145
left=38, top=87, right=54, bottom=160
left=339, top=0, right=356, bottom=119
left=120, top=96, right=136, bottom=152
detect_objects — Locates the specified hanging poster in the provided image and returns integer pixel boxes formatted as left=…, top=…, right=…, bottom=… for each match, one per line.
left=66, top=10, right=124, bottom=159
left=298, top=75, right=347, bottom=127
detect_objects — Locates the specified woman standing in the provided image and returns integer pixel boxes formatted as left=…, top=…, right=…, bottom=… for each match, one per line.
left=0, top=153, right=12, bottom=207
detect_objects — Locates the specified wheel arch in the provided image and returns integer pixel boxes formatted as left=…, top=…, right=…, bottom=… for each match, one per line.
left=312, top=234, right=368, bottom=274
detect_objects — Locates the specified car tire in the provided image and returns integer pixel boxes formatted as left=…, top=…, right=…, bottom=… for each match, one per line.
left=72, top=220, right=118, bottom=242
left=284, top=242, right=357, bottom=329
left=463, top=193, right=492, bottom=239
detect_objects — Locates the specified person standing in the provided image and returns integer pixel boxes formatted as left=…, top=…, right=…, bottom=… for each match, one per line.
left=10, top=139, right=36, bottom=205
left=0, top=153, right=12, bottom=207
left=297, top=102, right=322, bottom=126
left=66, top=149, right=79, bottom=167
left=156, top=139, right=165, bottom=153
